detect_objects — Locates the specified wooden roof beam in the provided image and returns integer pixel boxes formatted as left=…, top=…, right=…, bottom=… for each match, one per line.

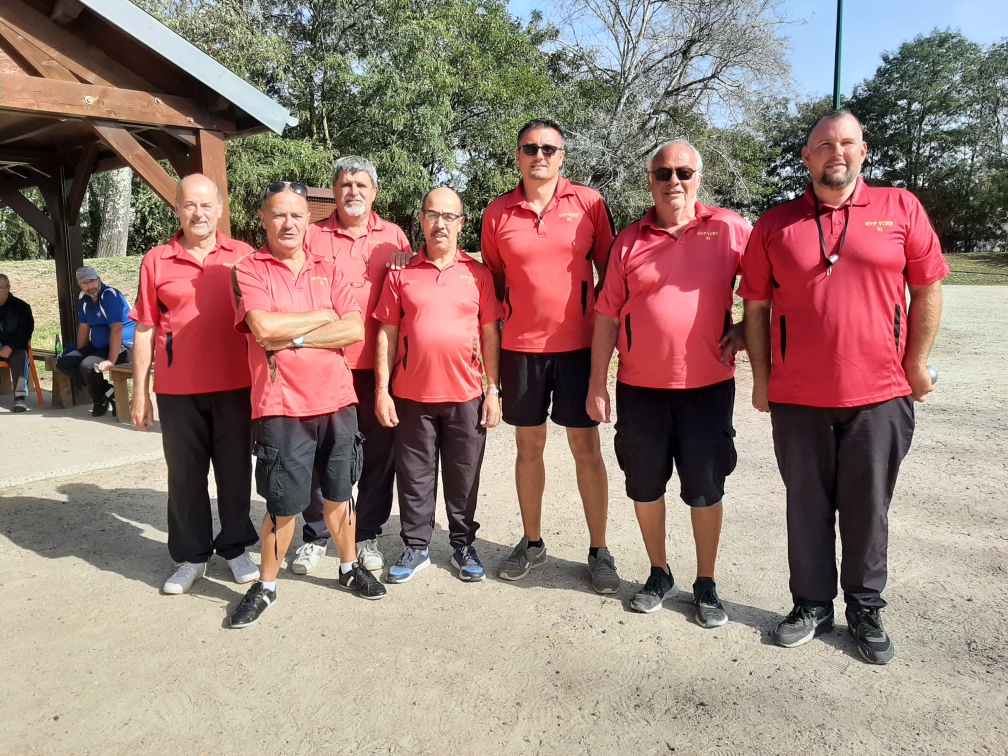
left=65, top=142, right=98, bottom=225
left=0, top=20, right=79, bottom=82
left=88, top=119, right=175, bottom=206
left=0, top=174, right=55, bottom=244
left=50, top=0, right=85, bottom=25
left=1, top=76, right=235, bottom=131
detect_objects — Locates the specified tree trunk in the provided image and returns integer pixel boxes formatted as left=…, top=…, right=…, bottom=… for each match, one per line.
left=94, top=168, right=132, bottom=258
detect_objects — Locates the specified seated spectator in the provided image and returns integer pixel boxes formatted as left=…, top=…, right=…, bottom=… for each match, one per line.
left=55, top=266, right=136, bottom=417
left=0, top=273, right=35, bottom=413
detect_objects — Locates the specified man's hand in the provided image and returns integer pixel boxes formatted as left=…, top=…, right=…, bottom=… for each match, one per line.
left=904, top=360, right=936, bottom=402
left=0, top=345, right=11, bottom=359
left=481, top=394, right=501, bottom=428
left=387, top=252, right=412, bottom=270
left=752, top=380, right=770, bottom=413
left=95, top=359, right=114, bottom=372
left=131, top=391, right=155, bottom=431
left=375, top=388, right=399, bottom=427
left=718, top=322, right=746, bottom=363
left=586, top=381, right=611, bottom=424
left=258, top=338, right=294, bottom=351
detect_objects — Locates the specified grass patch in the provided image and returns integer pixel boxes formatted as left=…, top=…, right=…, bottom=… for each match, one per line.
left=944, top=251, right=1008, bottom=285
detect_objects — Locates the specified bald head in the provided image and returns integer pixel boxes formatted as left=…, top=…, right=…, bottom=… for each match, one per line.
left=174, top=173, right=223, bottom=243
left=420, top=186, right=465, bottom=257
left=175, top=173, right=222, bottom=206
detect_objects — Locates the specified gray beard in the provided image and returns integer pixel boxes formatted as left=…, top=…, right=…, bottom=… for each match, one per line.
left=343, top=202, right=366, bottom=217
left=819, top=167, right=858, bottom=190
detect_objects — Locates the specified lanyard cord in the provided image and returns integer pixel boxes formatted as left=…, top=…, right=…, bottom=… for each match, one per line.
left=813, top=195, right=850, bottom=276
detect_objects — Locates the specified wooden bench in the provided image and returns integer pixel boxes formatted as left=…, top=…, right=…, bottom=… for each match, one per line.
left=108, top=363, right=134, bottom=423
left=33, top=349, right=146, bottom=420
left=34, top=348, right=75, bottom=408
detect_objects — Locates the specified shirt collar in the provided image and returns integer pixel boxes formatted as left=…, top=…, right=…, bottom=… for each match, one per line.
left=504, top=176, right=575, bottom=209
left=253, top=244, right=326, bottom=266
left=410, top=245, right=474, bottom=267
left=638, top=202, right=715, bottom=233
left=161, top=230, right=235, bottom=259
left=802, top=176, right=871, bottom=211
left=318, top=210, right=385, bottom=236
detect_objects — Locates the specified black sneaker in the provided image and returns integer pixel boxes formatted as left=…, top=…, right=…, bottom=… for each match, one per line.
left=692, top=578, right=728, bottom=628
left=846, top=606, right=895, bottom=665
left=338, top=563, right=387, bottom=600
left=630, top=566, right=678, bottom=613
left=773, top=603, right=834, bottom=647
left=229, top=581, right=276, bottom=628
left=92, top=399, right=109, bottom=417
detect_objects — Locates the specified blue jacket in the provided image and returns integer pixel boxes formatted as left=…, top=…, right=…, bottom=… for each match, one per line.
left=78, top=283, right=135, bottom=349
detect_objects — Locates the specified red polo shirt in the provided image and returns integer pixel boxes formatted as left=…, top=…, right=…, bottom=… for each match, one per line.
left=597, top=204, right=751, bottom=389
left=372, top=247, right=502, bottom=403
left=130, top=230, right=252, bottom=395
left=305, top=211, right=412, bottom=370
left=232, top=246, right=360, bottom=419
left=480, top=176, right=615, bottom=353
left=738, top=178, right=949, bottom=408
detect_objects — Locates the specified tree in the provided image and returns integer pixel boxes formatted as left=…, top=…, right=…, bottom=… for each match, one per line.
left=93, top=169, right=133, bottom=258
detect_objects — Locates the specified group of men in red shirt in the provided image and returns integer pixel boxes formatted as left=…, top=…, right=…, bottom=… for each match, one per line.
left=130, top=110, right=947, bottom=665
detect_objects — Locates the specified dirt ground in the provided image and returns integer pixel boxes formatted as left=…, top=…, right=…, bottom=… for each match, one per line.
left=1, top=285, right=1005, bottom=755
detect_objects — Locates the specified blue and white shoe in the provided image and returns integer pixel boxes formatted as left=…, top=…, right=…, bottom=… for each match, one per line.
left=386, top=546, right=431, bottom=584
left=451, top=545, right=486, bottom=582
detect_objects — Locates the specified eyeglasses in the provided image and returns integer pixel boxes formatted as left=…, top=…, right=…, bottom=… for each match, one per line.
left=421, top=210, right=464, bottom=224
left=520, top=144, right=563, bottom=157
left=263, top=181, right=308, bottom=199
left=649, top=167, right=698, bottom=183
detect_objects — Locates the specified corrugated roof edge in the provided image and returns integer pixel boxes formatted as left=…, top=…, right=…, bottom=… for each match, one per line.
left=78, top=0, right=299, bottom=134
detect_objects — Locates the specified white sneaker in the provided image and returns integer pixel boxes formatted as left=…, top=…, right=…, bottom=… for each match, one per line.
left=290, top=542, right=326, bottom=575
left=356, top=538, right=384, bottom=571
left=227, top=553, right=260, bottom=584
left=163, top=562, right=206, bottom=595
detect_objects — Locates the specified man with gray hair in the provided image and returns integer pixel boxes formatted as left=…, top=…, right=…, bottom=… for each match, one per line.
left=588, top=139, right=751, bottom=627
left=54, top=265, right=135, bottom=417
left=293, top=156, right=412, bottom=575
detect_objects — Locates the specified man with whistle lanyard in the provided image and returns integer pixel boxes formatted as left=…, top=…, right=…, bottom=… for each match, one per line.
left=740, top=110, right=949, bottom=664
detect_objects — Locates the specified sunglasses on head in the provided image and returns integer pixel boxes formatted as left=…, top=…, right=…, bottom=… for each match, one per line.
left=520, top=143, right=563, bottom=157
left=650, top=167, right=697, bottom=182
left=263, top=181, right=308, bottom=199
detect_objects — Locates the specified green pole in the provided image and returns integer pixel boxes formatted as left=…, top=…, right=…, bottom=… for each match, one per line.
left=832, top=0, right=844, bottom=109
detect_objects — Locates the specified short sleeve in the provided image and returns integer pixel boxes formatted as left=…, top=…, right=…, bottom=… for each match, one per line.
left=479, top=206, right=503, bottom=274
left=590, top=194, right=616, bottom=269
left=737, top=217, right=774, bottom=301
left=371, top=271, right=402, bottom=326
left=231, top=259, right=271, bottom=333
left=329, top=266, right=362, bottom=317
left=77, top=296, right=86, bottom=324
left=476, top=265, right=504, bottom=325
left=902, top=193, right=949, bottom=286
left=102, top=289, right=129, bottom=326
left=730, top=216, right=753, bottom=277
left=130, top=252, right=160, bottom=326
left=397, top=227, right=413, bottom=256
left=595, top=232, right=630, bottom=318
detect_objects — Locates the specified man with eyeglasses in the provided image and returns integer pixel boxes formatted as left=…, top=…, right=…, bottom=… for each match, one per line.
left=293, top=156, right=413, bottom=577
left=130, top=173, right=260, bottom=595
left=588, top=140, right=750, bottom=627
left=481, top=118, right=620, bottom=594
left=229, top=181, right=386, bottom=628
left=740, top=110, right=948, bottom=663
left=374, top=186, right=502, bottom=583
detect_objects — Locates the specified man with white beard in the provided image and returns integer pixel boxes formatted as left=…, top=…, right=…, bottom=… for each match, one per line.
left=294, top=156, right=413, bottom=575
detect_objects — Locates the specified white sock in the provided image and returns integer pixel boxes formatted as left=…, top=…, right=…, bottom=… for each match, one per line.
left=340, top=562, right=355, bottom=574
left=261, top=580, right=276, bottom=592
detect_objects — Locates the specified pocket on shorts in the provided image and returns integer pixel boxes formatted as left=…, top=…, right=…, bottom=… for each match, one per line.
left=613, top=426, right=633, bottom=477
left=350, top=431, right=366, bottom=486
left=253, top=443, right=284, bottom=503
left=720, top=426, right=738, bottom=478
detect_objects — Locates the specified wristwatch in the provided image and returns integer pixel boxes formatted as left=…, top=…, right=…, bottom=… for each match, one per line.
left=486, top=387, right=501, bottom=397
left=293, top=336, right=305, bottom=348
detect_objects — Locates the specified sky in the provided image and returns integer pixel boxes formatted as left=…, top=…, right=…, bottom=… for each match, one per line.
left=508, top=0, right=1008, bottom=99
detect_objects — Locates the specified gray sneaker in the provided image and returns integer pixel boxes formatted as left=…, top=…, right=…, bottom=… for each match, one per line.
left=498, top=537, right=547, bottom=581
left=588, top=547, right=621, bottom=594
left=692, top=579, right=728, bottom=628
left=356, top=538, right=384, bottom=572
left=773, top=603, right=834, bottom=648
left=11, top=397, right=28, bottom=413
left=630, top=567, right=678, bottom=613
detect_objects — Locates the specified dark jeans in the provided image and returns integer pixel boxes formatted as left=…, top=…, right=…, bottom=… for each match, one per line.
left=302, top=370, right=395, bottom=543
left=55, top=343, right=128, bottom=402
left=770, top=396, right=915, bottom=610
left=3, top=348, right=29, bottom=398
left=395, top=396, right=485, bottom=549
left=157, top=388, right=259, bottom=564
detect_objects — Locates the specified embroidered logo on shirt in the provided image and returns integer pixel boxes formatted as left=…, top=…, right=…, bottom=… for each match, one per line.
left=459, top=274, right=477, bottom=285
left=311, top=276, right=330, bottom=283
left=697, top=231, right=719, bottom=240
left=558, top=212, right=581, bottom=222
left=865, top=221, right=894, bottom=231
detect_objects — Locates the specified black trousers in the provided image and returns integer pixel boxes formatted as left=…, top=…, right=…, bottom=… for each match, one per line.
left=157, top=388, right=259, bottom=564
left=55, top=343, right=127, bottom=402
left=3, top=348, right=29, bottom=398
left=303, top=370, right=395, bottom=543
left=395, top=396, right=485, bottom=549
left=770, top=397, right=915, bottom=610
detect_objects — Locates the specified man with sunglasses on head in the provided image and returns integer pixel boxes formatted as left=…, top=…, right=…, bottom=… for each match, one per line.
left=131, top=173, right=261, bottom=595
left=481, top=118, right=620, bottom=593
left=740, top=110, right=948, bottom=664
left=588, top=141, right=750, bottom=627
left=373, top=187, right=502, bottom=583
left=293, top=156, right=413, bottom=577
left=229, top=181, right=386, bottom=628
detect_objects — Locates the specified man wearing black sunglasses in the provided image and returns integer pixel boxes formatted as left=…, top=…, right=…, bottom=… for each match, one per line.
left=740, top=110, right=949, bottom=664
left=589, top=140, right=751, bottom=628
left=482, top=118, right=621, bottom=594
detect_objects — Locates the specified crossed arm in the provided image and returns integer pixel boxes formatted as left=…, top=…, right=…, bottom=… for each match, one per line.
left=245, top=309, right=364, bottom=352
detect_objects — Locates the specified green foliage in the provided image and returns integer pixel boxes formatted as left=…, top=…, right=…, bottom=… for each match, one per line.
left=0, top=199, right=48, bottom=261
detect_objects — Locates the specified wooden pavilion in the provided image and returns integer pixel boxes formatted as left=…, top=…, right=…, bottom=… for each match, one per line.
left=0, top=0, right=297, bottom=349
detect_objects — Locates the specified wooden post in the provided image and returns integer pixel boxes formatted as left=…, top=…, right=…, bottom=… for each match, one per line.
left=189, top=129, right=230, bottom=235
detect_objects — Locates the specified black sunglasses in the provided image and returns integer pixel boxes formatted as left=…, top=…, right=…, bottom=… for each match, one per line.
left=520, top=143, right=563, bottom=157
left=649, top=167, right=698, bottom=182
left=263, top=181, right=308, bottom=199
